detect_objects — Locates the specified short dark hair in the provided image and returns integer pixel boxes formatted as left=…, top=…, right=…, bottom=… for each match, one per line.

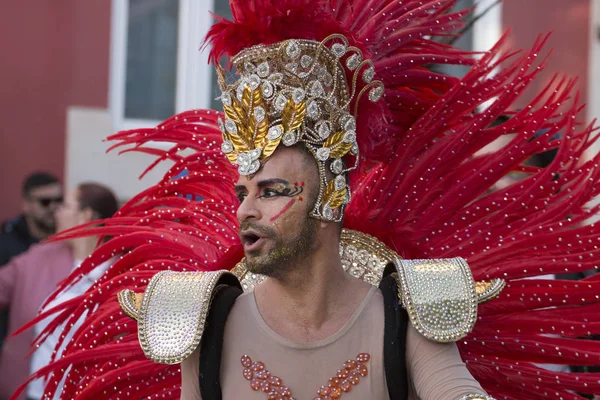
left=22, top=172, right=60, bottom=196
left=290, top=144, right=346, bottom=232
left=77, top=183, right=119, bottom=220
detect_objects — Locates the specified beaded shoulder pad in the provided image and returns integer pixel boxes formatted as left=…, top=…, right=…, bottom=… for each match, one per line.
left=118, top=230, right=505, bottom=363
left=232, top=229, right=505, bottom=343
left=393, top=257, right=491, bottom=342
left=118, top=270, right=240, bottom=364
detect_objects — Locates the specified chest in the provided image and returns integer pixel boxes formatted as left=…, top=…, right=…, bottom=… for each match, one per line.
left=219, top=310, right=389, bottom=399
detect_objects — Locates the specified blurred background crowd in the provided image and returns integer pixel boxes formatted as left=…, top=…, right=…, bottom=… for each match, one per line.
left=0, top=0, right=599, bottom=399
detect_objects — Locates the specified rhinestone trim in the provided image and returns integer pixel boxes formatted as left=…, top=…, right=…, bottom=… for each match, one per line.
left=232, top=230, right=482, bottom=342
left=239, top=352, right=370, bottom=398
left=475, top=278, right=506, bottom=303
left=137, top=270, right=237, bottom=364
left=394, top=257, right=478, bottom=342
left=128, top=231, right=492, bottom=368
left=218, top=34, right=384, bottom=222
left=233, top=229, right=399, bottom=291
left=117, top=289, right=142, bottom=320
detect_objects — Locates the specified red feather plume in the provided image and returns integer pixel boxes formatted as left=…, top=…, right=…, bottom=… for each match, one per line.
left=10, top=1, right=600, bottom=399
left=206, top=0, right=476, bottom=164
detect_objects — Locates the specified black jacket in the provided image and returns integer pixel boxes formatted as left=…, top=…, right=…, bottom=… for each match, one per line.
left=0, top=215, right=39, bottom=347
left=0, top=215, right=39, bottom=266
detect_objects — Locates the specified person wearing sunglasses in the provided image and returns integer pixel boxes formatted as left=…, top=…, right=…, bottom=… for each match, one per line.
left=0, top=172, right=63, bottom=267
left=0, top=182, right=118, bottom=400
left=0, top=172, right=62, bottom=369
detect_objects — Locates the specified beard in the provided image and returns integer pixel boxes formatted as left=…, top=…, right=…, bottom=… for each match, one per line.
left=242, top=216, right=318, bottom=278
left=32, top=214, right=56, bottom=234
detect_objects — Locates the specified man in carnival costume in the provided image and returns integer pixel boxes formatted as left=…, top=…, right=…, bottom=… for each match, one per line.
left=15, top=1, right=600, bottom=399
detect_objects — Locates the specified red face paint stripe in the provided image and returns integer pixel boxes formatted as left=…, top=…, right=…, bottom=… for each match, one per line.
left=269, top=199, right=295, bottom=222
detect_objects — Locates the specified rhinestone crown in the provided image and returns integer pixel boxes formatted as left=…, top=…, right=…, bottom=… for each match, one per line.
left=217, top=34, right=384, bottom=221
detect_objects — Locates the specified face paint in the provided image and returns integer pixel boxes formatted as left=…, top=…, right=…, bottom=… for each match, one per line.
left=266, top=181, right=303, bottom=198
left=294, top=182, right=304, bottom=201
left=235, top=179, right=305, bottom=204
left=270, top=199, right=296, bottom=222
left=234, top=147, right=322, bottom=278
left=268, top=182, right=306, bottom=222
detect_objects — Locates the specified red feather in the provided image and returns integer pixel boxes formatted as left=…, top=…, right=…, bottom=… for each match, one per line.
left=205, top=0, right=475, bottom=164
left=12, top=1, right=600, bottom=399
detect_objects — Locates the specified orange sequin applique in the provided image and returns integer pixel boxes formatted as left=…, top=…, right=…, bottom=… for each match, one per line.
left=240, top=353, right=371, bottom=399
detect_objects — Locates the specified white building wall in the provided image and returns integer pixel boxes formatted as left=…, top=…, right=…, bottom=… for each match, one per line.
left=65, top=106, right=171, bottom=202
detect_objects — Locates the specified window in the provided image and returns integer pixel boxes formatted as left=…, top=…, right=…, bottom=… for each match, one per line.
left=110, top=1, right=503, bottom=126
left=109, top=0, right=226, bottom=131
left=209, top=0, right=233, bottom=110
left=431, top=0, right=502, bottom=78
left=434, top=0, right=475, bottom=78
left=124, top=0, right=179, bottom=121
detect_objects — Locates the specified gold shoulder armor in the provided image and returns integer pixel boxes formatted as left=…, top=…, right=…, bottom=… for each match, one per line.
left=118, top=229, right=506, bottom=360
left=117, top=270, right=240, bottom=364
left=336, top=229, right=505, bottom=343
left=393, top=257, right=504, bottom=342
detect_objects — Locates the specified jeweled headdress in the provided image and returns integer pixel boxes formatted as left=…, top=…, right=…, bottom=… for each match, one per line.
left=204, top=0, right=473, bottom=222
left=216, top=35, right=384, bottom=221
left=21, top=1, right=600, bottom=400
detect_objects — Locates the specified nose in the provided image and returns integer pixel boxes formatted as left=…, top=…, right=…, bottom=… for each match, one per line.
left=48, top=202, right=61, bottom=213
left=236, top=195, right=262, bottom=225
left=53, top=205, right=63, bottom=219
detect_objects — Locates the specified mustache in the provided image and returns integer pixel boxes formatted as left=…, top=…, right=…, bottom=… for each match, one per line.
left=239, top=221, right=276, bottom=238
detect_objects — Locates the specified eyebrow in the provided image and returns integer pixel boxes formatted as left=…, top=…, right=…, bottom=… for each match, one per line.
left=257, top=178, right=290, bottom=188
left=234, top=178, right=291, bottom=193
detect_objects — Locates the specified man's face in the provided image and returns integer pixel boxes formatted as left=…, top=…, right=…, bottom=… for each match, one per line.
left=235, top=147, right=319, bottom=277
left=23, top=183, right=63, bottom=232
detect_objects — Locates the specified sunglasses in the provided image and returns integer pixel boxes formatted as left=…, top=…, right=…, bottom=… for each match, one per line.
left=32, top=197, right=63, bottom=207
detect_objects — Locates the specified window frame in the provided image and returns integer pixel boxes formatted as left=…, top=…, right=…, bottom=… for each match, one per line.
left=471, top=0, right=503, bottom=53
left=108, top=0, right=215, bottom=133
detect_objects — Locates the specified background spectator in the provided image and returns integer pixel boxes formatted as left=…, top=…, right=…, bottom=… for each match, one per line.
left=0, top=172, right=62, bottom=266
left=0, top=182, right=117, bottom=400
left=0, top=172, right=62, bottom=354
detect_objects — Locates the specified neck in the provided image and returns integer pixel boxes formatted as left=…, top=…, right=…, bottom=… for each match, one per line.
left=24, top=216, right=52, bottom=240
left=254, top=236, right=371, bottom=342
left=71, top=236, right=99, bottom=261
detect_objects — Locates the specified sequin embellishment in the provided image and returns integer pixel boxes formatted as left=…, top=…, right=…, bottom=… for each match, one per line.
left=240, top=353, right=371, bottom=399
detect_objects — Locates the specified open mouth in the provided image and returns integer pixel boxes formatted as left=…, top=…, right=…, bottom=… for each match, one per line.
left=242, top=232, right=260, bottom=246
left=240, top=231, right=267, bottom=251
